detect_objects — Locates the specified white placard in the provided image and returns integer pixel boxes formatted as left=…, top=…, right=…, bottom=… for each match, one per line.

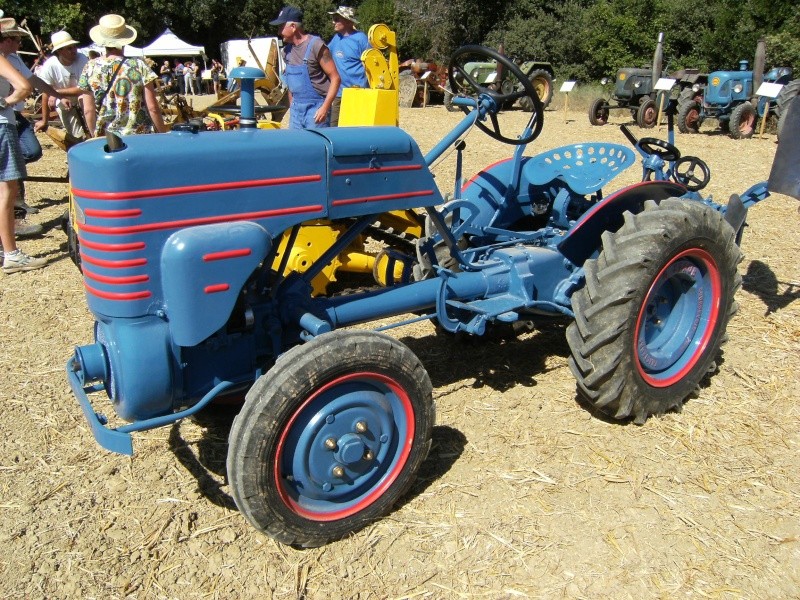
left=560, top=80, right=576, bottom=93
left=484, top=71, right=498, bottom=84
left=420, top=71, right=432, bottom=81
left=654, top=77, right=677, bottom=91
left=756, top=82, right=783, bottom=98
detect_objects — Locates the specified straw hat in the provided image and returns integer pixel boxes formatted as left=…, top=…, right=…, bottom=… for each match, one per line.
left=328, top=6, right=359, bottom=24
left=0, top=17, right=27, bottom=37
left=89, top=14, right=137, bottom=48
left=51, top=31, right=79, bottom=52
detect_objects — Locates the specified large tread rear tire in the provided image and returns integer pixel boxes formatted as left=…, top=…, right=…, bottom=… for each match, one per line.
left=519, top=69, right=554, bottom=110
left=775, top=80, right=799, bottom=140
left=399, top=71, right=419, bottom=108
left=566, top=199, right=741, bottom=424
left=227, top=330, right=435, bottom=547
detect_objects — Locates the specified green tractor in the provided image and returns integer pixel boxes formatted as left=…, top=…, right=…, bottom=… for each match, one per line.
left=444, top=45, right=554, bottom=112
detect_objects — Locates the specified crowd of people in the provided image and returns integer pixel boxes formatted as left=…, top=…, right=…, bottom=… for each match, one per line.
left=0, top=5, right=372, bottom=274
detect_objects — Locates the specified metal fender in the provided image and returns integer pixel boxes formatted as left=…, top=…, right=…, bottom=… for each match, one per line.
left=161, top=221, right=271, bottom=346
left=558, top=180, right=687, bottom=266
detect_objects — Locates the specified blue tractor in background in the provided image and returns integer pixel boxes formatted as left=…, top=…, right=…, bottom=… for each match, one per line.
left=677, top=39, right=800, bottom=139
left=67, top=45, right=770, bottom=547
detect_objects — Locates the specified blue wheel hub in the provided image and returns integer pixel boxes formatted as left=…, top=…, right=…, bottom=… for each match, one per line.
left=636, top=250, right=720, bottom=386
left=275, top=372, right=414, bottom=520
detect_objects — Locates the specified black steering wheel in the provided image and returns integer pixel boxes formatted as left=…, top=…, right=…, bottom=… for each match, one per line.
left=448, top=45, right=543, bottom=145
left=637, top=137, right=681, bottom=162
left=672, top=156, right=711, bottom=191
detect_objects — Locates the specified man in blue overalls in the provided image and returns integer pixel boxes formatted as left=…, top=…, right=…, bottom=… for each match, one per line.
left=270, top=6, right=340, bottom=129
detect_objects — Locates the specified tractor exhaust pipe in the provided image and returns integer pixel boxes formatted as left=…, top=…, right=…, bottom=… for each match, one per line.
left=652, top=32, right=664, bottom=91
left=753, top=38, right=766, bottom=97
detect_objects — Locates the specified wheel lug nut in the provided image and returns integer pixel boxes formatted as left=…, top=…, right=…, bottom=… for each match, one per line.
left=355, top=421, right=367, bottom=433
left=332, top=466, right=345, bottom=478
left=364, top=450, right=374, bottom=461
left=324, top=438, right=337, bottom=450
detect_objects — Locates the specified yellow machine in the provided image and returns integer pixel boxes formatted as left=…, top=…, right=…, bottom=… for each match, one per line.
left=269, top=23, right=423, bottom=296
left=339, top=24, right=400, bottom=126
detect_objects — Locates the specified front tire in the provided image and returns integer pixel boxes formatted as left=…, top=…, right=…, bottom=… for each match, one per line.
left=677, top=99, right=701, bottom=133
left=636, top=98, right=657, bottom=128
left=589, top=97, right=609, bottom=126
left=729, top=101, right=756, bottom=139
left=227, top=331, right=435, bottom=547
left=566, top=199, right=741, bottom=424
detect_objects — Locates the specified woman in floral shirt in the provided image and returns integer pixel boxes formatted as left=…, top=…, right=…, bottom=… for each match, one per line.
left=78, top=14, right=165, bottom=136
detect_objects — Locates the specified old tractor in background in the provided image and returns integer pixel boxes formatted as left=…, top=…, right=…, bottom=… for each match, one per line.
left=67, top=43, right=770, bottom=548
left=676, top=39, right=799, bottom=139
left=445, top=45, right=555, bottom=112
left=397, top=59, right=449, bottom=108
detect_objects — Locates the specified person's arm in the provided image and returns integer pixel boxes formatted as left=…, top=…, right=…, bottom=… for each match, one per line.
left=0, top=55, right=32, bottom=106
left=34, top=92, right=50, bottom=131
left=144, top=83, right=166, bottom=133
left=315, top=46, right=340, bottom=124
left=79, top=92, right=96, bottom=137
left=28, top=74, right=66, bottom=104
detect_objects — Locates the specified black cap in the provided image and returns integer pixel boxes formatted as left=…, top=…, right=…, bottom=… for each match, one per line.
left=270, top=6, right=303, bottom=25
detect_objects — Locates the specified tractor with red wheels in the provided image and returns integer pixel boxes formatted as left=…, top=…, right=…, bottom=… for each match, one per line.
left=67, top=45, right=769, bottom=547
left=677, top=39, right=799, bottom=139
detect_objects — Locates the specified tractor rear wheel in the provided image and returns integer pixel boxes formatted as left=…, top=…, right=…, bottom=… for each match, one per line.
left=519, top=69, right=553, bottom=110
left=677, top=99, right=701, bottom=133
left=775, top=79, right=800, bottom=140
left=566, top=199, right=740, bottom=424
left=729, top=102, right=756, bottom=139
left=399, top=71, right=419, bottom=108
left=588, top=97, right=609, bottom=126
left=636, top=98, right=657, bottom=128
left=227, top=330, right=435, bottom=547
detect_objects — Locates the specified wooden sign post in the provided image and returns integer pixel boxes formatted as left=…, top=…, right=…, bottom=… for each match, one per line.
left=755, top=81, right=783, bottom=139
left=560, top=81, right=576, bottom=123
left=654, top=77, right=677, bottom=130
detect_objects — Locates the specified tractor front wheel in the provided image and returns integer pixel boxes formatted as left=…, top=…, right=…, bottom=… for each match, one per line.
left=677, top=100, right=701, bottom=133
left=227, top=330, right=435, bottom=547
left=729, top=102, right=756, bottom=139
left=589, top=98, right=609, bottom=126
left=566, top=199, right=740, bottom=424
left=636, top=98, right=657, bottom=128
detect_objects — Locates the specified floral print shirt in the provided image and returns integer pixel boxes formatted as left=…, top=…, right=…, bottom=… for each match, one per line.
left=79, top=56, right=158, bottom=136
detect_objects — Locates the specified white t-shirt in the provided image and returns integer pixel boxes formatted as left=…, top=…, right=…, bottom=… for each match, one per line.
left=6, top=53, right=32, bottom=111
left=37, top=53, right=88, bottom=101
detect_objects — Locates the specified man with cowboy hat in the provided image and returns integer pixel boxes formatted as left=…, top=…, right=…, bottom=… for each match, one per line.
left=78, top=14, right=165, bottom=136
left=270, top=6, right=340, bottom=129
left=327, top=6, right=370, bottom=126
left=35, top=30, right=94, bottom=143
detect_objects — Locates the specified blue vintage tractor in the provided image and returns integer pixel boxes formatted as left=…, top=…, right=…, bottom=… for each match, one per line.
left=67, top=45, right=769, bottom=547
left=677, top=39, right=799, bottom=139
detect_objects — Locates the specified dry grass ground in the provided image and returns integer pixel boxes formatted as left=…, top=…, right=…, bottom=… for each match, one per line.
left=0, top=104, right=798, bottom=599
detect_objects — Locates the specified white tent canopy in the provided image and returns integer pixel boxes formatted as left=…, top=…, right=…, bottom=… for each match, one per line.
left=140, top=29, right=205, bottom=58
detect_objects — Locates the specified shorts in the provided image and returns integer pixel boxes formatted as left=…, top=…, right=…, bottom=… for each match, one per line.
left=0, top=123, right=27, bottom=182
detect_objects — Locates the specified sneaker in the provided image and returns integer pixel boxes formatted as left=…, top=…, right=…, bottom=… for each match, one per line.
left=15, top=197, right=39, bottom=214
left=3, top=251, right=48, bottom=274
left=15, top=218, right=43, bottom=237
